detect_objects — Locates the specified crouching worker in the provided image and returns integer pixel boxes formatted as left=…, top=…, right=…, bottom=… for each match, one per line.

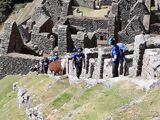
left=72, top=48, right=85, bottom=79
left=108, top=37, right=120, bottom=78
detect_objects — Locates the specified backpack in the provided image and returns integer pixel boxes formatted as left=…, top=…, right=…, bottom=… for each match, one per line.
left=117, top=43, right=126, bottom=60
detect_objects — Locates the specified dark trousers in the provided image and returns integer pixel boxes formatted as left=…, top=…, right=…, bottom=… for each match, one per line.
left=42, top=65, right=48, bottom=74
left=119, top=60, right=124, bottom=75
left=112, top=62, right=119, bottom=78
left=75, top=64, right=82, bottom=79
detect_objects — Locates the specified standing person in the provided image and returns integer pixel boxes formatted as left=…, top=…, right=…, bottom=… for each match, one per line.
left=72, top=48, right=77, bottom=58
left=72, top=48, right=85, bottom=79
left=108, top=37, right=120, bottom=78
left=117, top=43, right=126, bottom=75
left=41, top=57, right=49, bottom=74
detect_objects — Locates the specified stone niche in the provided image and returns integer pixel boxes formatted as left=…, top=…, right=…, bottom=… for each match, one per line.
left=0, top=22, right=24, bottom=55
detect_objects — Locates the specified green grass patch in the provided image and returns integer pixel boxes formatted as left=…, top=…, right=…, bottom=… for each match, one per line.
left=70, top=81, right=144, bottom=120
left=0, top=75, right=25, bottom=120
left=0, top=75, right=21, bottom=99
left=113, top=86, right=160, bottom=120
left=1, top=75, right=155, bottom=120
left=51, top=92, right=73, bottom=109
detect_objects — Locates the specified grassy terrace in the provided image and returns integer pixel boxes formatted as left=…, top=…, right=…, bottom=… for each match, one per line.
left=0, top=74, right=160, bottom=119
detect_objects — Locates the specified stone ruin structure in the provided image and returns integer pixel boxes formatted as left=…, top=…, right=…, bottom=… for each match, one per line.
left=0, top=0, right=160, bottom=80
left=13, top=82, right=44, bottom=120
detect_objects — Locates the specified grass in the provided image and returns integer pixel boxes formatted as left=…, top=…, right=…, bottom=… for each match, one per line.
left=70, top=81, right=144, bottom=120
left=113, top=86, right=160, bottom=120
left=72, top=6, right=109, bottom=18
left=1, top=74, right=160, bottom=120
left=51, top=92, right=73, bottom=109
left=0, top=75, right=25, bottom=120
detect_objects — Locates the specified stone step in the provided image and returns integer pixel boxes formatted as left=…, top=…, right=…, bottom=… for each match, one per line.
left=150, top=23, right=160, bottom=34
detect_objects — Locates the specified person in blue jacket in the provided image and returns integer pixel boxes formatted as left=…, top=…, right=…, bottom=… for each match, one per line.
left=72, top=48, right=85, bottom=79
left=108, top=37, right=120, bottom=78
left=41, top=57, right=49, bottom=74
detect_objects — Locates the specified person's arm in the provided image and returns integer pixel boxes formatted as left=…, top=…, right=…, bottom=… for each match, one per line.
left=112, top=47, right=117, bottom=62
left=113, top=55, right=117, bottom=62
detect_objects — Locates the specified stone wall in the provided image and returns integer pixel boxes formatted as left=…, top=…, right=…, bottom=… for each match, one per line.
left=31, top=33, right=56, bottom=54
left=101, top=0, right=112, bottom=5
left=0, top=22, right=24, bottom=55
left=118, top=0, right=137, bottom=30
left=72, top=0, right=95, bottom=8
left=67, top=16, right=110, bottom=32
left=133, top=34, right=160, bottom=79
left=130, top=1, right=150, bottom=24
left=112, top=0, right=151, bottom=43
left=118, top=16, right=143, bottom=44
left=42, top=0, right=71, bottom=24
left=0, top=53, right=41, bottom=79
left=58, top=25, right=69, bottom=55
left=155, top=0, right=160, bottom=11
left=142, top=49, right=160, bottom=79
left=133, top=34, right=148, bottom=76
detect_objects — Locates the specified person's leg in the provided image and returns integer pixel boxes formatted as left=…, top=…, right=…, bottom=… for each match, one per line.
left=112, top=63, right=116, bottom=78
left=112, top=63, right=119, bottom=78
left=44, top=66, right=48, bottom=74
left=76, top=65, right=80, bottom=78
left=119, top=60, right=124, bottom=75
left=42, top=65, right=45, bottom=74
left=115, top=62, right=119, bottom=77
left=78, top=65, right=82, bottom=78
left=76, top=65, right=82, bottom=79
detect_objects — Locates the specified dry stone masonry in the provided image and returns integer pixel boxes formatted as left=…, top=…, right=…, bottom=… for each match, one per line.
left=133, top=34, right=160, bottom=79
left=0, top=53, right=41, bottom=79
left=13, top=82, right=45, bottom=120
left=0, top=0, right=160, bottom=80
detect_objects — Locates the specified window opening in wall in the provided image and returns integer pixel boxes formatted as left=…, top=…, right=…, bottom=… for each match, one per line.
left=0, top=39, right=1, bottom=44
left=57, top=17, right=60, bottom=20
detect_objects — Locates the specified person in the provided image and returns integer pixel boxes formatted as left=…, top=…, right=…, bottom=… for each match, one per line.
left=50, top=51, right=59, bottom=62
left=72, top=48, right=85, bottom=79
left=117, top=43, right=126, bottom=75
left=72, top=48, right=77, bottom=58
left=41, top=57, right=49, bottom=74
left=108, top=37, right=120, bottom=78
